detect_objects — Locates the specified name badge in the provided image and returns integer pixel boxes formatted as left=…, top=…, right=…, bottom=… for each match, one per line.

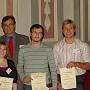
left=73, top=48, right=81, bottom=53
left=19, top=45, right=24, bottom=48
left=6, top=68, right=12, bottom=74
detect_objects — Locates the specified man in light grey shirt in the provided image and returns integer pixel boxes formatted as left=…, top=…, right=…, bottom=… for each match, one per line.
left=53, top=19, right=90, bottom=90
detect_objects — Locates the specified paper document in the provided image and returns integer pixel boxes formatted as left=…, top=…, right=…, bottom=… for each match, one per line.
left=31, top=73, right=46, bottom=90
left=60, top=67, right=76, bottom=89
left=0, top=76, right=13, bottom=90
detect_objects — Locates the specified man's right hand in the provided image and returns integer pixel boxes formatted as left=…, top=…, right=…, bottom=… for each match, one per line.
left=23, top=76, right=33, bottom=83
left=57, top=81, right=64, bottom=90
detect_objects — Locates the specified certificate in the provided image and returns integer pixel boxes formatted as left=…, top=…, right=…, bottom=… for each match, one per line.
left=31, top=73, right=46, bottom=90
left=0, top=77, right=13, bottom=90
left=60, top=67, right=76, bottom=89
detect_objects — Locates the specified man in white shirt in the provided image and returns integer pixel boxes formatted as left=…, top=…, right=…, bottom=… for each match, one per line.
left=53, top=19, right=90, bottom=90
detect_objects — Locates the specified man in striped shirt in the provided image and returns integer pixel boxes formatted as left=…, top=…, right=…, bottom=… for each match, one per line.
left=53, top=19, right=90, bottom=90
left=17, top=24, right=57, bottom=90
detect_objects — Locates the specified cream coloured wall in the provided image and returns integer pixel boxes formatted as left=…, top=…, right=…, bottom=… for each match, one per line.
left=13, top=0, right=87, bottom=44
left=13, top=0, right=31, bottom=37
left=63, top=0, right=74, bottom=20
left=0, top=0, right=90, bottom=45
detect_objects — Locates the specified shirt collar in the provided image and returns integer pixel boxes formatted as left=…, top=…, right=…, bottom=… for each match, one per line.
left=6, top=32, right=16, bottom=43
left=6, top=32, right=16, bottom=39
left=63, top=37, right=76, bottom=44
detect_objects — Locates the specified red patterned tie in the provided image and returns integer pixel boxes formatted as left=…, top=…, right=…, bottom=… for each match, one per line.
left=8, top=36, right=13, bottom=58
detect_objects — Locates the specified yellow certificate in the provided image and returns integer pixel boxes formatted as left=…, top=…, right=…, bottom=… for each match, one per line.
left=31, top=73, right=46, bottom=90
left=60, top=67, right=76, bottom=89
left=0, top=77, right=13, bottom=90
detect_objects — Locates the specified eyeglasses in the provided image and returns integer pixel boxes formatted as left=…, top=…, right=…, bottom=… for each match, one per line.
left=31, top=31, right=43, bottom=35
left=3, top=24, right=14, bottom=29
left=0, top=47, right=6, bottom=51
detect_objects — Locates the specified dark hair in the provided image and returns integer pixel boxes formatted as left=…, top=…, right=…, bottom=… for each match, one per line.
left=62, top=19, right=76, bottom=37
left=1, top=15, right=16, bottom=25
left=30, top=24, right=44, bottom=41
left=0, top=41, right=8, bottom=57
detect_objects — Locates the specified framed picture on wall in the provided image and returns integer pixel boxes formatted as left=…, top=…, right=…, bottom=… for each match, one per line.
left=39, top=0, right=58, bottom=42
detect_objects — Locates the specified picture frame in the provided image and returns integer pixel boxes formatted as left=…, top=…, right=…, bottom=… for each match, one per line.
left=39, top=0, right=58, bottom=42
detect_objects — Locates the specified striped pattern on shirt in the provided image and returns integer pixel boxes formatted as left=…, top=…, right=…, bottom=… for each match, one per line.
left=17, top=43, right=57, bottom=89
left=53, top=38, right=90, bottom=75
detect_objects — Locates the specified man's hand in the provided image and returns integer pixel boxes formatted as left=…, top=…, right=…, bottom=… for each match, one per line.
left=49, top=87, right=56, bottom=90
left=67, top=61, right=90, bottom=70
left=23, top=76, right=33, bottom=83
left=57, top=81, right=64, bottom=90
left=66, top=61, right=76, bottom=68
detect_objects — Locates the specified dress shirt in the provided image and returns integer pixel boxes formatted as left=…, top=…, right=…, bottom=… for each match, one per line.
left=6, top=32, right=16, bottom=49
left=53, top=38, right=90, bottom=75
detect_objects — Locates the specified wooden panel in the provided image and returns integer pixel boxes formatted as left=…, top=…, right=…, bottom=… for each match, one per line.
left=0, top=0, right=6, bottom=36
left=7, top=0, right=13, bottom=15
left=39, top=0, right=58, bottom=42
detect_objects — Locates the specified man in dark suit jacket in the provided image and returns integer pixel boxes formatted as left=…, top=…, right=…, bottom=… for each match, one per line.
left=0, top=15, right=29, bottom=90
left=0, top=33, right=29, bottom=65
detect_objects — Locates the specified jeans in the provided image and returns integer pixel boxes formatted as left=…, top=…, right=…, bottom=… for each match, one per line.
left=23, top=84, right=32, bottom=90
left=75, top=75, right=84, bottom=90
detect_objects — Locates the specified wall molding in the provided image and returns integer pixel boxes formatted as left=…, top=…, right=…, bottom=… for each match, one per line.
left=80, top=0, right=84, bottom=41
left=88, top=0, right=90, bottom=41
left=39, top=0, right=58, bottom=42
